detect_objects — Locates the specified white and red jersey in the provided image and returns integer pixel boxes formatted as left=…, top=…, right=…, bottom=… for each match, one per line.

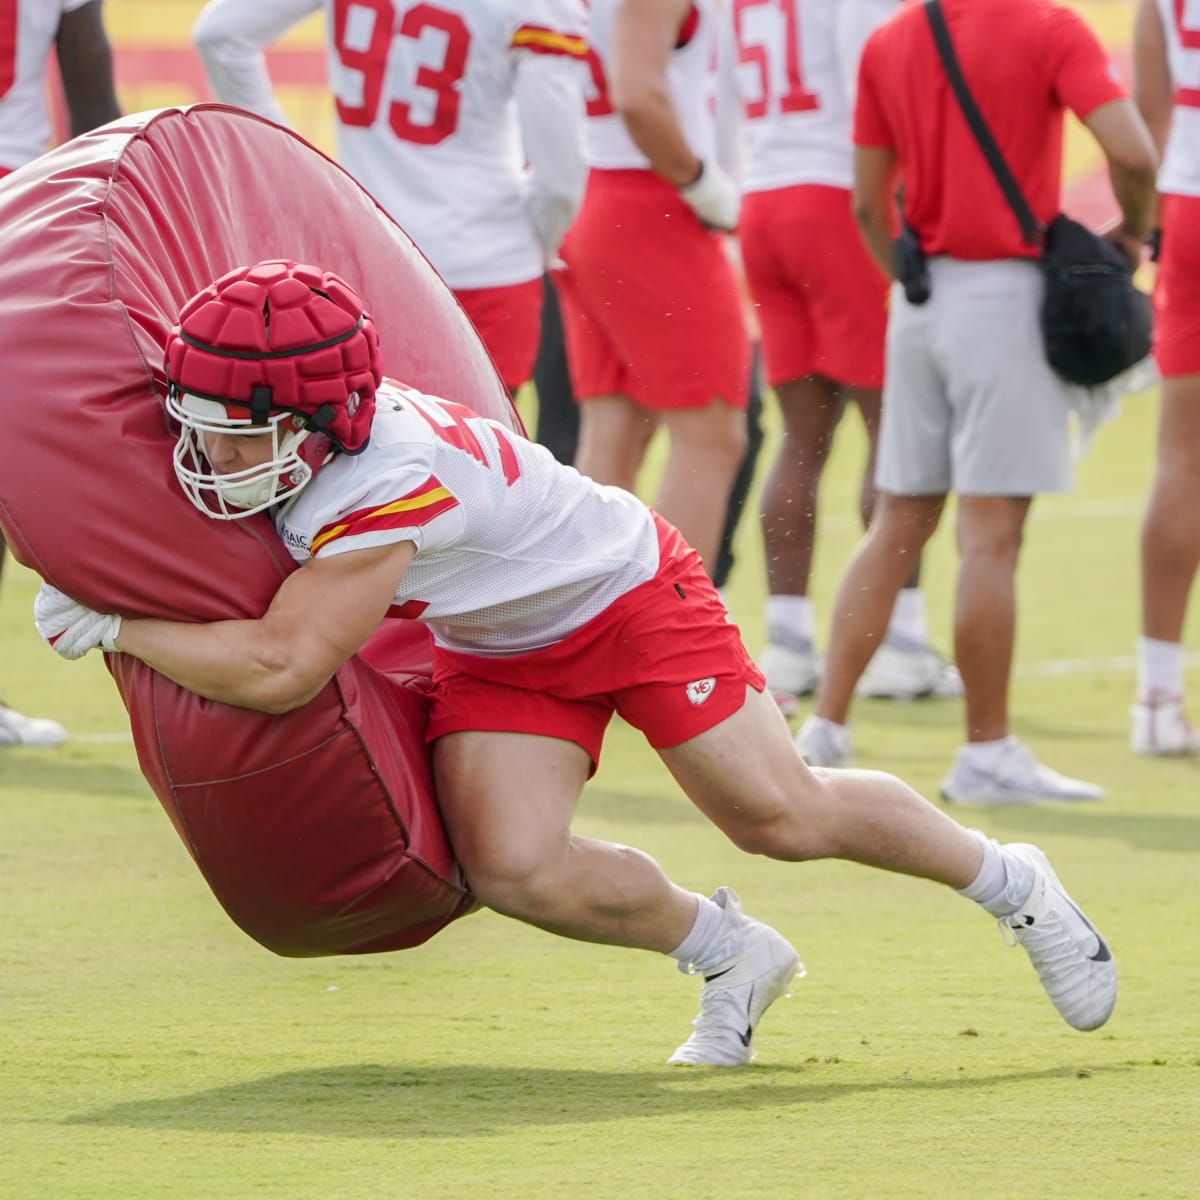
left=0, top=0, right=91, bottom=171
left=723, top=0, right=896, bottom=193
left=1155, top=0, right=1200, bottom=196
left=277, top=381, right=660, bottom=655
left=194, top=0, right=588, bottom=289
left=583, top=0, right=719, bottom=170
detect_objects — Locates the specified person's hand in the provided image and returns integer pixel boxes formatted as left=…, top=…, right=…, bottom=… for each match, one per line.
left=1103, top=225, right=1145, bottom=272
left=679, top=160, right=740, bottom=232
left=34, top=583, right=122, bottom=660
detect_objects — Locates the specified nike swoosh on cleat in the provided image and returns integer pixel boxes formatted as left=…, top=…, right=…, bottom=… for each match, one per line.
left=737, top=984, right=755, bottom=1046
left=704, top=965, right=735, bottom=983
left=1062, top=896, right=1113, bottom=962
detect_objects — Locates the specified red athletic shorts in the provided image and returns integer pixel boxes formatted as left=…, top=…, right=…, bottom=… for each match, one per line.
left=426, top=515, right=765, bottom=772
left=1154, top=193, right=1200, bottom=378
left=740, top=184, right=888, bottom=389
left=555, top=169, right=749, bottom=410
left=454, top=277, right=544, bottom=393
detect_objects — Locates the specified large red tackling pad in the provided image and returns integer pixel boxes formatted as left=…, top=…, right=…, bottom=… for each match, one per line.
left=0, top=105, right=524, bottom=955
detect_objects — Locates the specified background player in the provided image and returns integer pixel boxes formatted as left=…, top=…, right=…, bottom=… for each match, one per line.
left=556, top=0, right=749, bottom=573
left=193, top=0, right=589, bottom=396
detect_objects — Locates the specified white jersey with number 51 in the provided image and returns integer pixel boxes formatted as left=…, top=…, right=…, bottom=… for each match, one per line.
left=722, top=0, right=897, bottom=193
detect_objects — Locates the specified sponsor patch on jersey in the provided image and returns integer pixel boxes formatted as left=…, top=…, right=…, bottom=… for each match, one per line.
left=686, top=677, right=716, bottom=706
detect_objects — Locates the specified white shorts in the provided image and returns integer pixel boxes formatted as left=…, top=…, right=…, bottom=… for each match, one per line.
left=876, top=257, right=1074, bottom=497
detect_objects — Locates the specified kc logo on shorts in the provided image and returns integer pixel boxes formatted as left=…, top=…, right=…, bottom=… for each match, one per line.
left=686, top=678, right=716, bottom=706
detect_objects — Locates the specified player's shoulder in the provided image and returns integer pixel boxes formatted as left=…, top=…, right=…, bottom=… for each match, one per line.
left=502, top=0, right=588, bottom=39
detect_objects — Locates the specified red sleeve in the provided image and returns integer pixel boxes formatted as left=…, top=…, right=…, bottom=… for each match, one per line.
left=1047, top=6, right=1126, bottom=121
left=853, top=31, right=893, bottom=149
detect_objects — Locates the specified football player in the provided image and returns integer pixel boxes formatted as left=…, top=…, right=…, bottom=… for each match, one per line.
left=554, top=0, right=750, bottom=574
left=1130, top=0, right=1200, bottom=755
left=193, top=0, right=589, bottom=396
left=724, top=0, right=959, bottom=711
left=37, top=261, right=1120, bottom=1055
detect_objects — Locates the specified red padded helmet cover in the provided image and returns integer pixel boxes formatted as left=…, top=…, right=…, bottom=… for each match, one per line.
left=165, top=260, right=382, bottom=452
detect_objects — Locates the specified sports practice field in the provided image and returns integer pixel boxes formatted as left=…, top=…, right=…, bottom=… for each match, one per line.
left=3, top=1, right=1198, bottom=1198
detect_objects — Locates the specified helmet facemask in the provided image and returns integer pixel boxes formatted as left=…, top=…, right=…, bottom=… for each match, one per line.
left=167, top=389, right=333, bottom=520
left=163, top=260, right=383, bottom=521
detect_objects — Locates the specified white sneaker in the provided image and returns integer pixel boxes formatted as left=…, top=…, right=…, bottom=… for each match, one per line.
left=1130, top=693, right=1200, bottom=756
left=669, top=888, right=803, bottom=1067
left=940, top=740, right=1102, bottom=805
left=760, top=640, right=822, bottom=716
left=0, top=702, right=67, bottom=747
left=794, top=714, right=851, bottom=767
left=858, top=634, right=963, bottom=700
left=998, top=844, right=1116, bottom=1031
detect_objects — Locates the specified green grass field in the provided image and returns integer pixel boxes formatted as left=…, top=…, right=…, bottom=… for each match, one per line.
left=2, top=392, right=1198, bottom=1199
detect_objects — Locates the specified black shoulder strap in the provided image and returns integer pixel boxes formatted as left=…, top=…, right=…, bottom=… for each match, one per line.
left=924, top=0, right=1042, bottom=247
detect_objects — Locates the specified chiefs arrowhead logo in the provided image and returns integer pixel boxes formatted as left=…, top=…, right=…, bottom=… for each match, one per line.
left=686, top=677, right=716, bottom=706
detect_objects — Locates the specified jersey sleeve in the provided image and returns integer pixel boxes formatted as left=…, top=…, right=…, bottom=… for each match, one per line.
left=1046, top=6, right=1126, bottom=120
left=852, top=28, right=894, bottom=149
left=309, top=466, right=466, bottom=560
left=192, top=0, right=320, bottom=126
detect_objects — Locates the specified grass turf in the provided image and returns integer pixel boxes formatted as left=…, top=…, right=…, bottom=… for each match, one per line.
left=2, top=388, right=1198, bottom=1199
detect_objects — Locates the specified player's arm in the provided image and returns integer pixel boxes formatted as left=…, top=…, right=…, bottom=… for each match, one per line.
left=41, top=540, right=416, bottom=714
left=513, top=12, right=589, bottom=260
left=852, top=144, right=896, bottom=279
left=55, top=1, right=120, bottom=137
left=611, top=0, right=737, bottom=229
left=1084, top=99, right=1159, bottom=262
left=192, top=0, right=319, bottom=126
left=1133, top=0, right=1173, bottom=158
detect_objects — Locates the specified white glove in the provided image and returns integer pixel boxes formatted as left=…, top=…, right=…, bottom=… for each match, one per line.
left=679, top=160, right=740, bottom=232
left=34, top=583, right=122, bottom=661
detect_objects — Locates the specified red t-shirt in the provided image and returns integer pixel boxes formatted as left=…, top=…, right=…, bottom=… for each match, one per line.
left=854, top=0, right=1124, bottom=260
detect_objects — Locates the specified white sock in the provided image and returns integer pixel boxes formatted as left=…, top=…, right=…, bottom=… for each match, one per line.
left=766, top=594, right=814, bottom=647
left=1137, top=636, right=1184, bottom=701
left=801, top=715, right=852, bottom=755
left=669, top=893, right=727, bottom=971
left=957, top=829, right=1036, bottom=916
left=887, top=587, right=928, bottom=645
left=960, top=736, right=1016, bottom=772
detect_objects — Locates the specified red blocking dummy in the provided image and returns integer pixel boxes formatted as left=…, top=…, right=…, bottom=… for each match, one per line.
left=0, top=105, right=525, bottom=955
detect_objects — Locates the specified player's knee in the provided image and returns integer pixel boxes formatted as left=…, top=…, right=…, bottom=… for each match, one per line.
left=720, top=789, right=824, bottom=861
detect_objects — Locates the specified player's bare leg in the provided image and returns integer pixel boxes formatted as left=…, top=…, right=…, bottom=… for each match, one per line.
left=433, top=728, right=802, bottom=1065
left=661, top=687, right=1116, bottom=1032
left=655, top=398, right=747, bottom=571
left=574, top=393, right=657, bottom=495
left=1135, top=373, right=1200, bottom=754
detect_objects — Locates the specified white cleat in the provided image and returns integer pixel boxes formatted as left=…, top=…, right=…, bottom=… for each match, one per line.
left=1130, top=693, right=1200, bottom=756
left=858, top=634, right=963, bottom=700
left=940, top=740, right=1102, bottom=805
left=760, top=640, right=822, bottom=716
left=998, top=844, right=1116, bottom=1031
left=0, top=702, right=67, bottom=747
left=793, top=714, right=851, bottom=768
left=669, top=888, right=803, bottom=1067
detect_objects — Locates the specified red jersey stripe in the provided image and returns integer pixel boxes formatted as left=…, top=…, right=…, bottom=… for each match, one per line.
left=311, top=480, right=459, bottom=553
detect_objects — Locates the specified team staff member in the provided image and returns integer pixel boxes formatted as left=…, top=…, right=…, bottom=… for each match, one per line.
left=726, top=0, right=958, bottom=709
left=1130, top=0, right=1200, bottom=755
left=0, top=0, right=120, bottom=748
left=556, top=0, right=749, bottom=573
left=38, top=261, right=1118, bottom=1059
left=798, top=0, right=1158, bottom=803
left=193, top=0, right=589, bottom=395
